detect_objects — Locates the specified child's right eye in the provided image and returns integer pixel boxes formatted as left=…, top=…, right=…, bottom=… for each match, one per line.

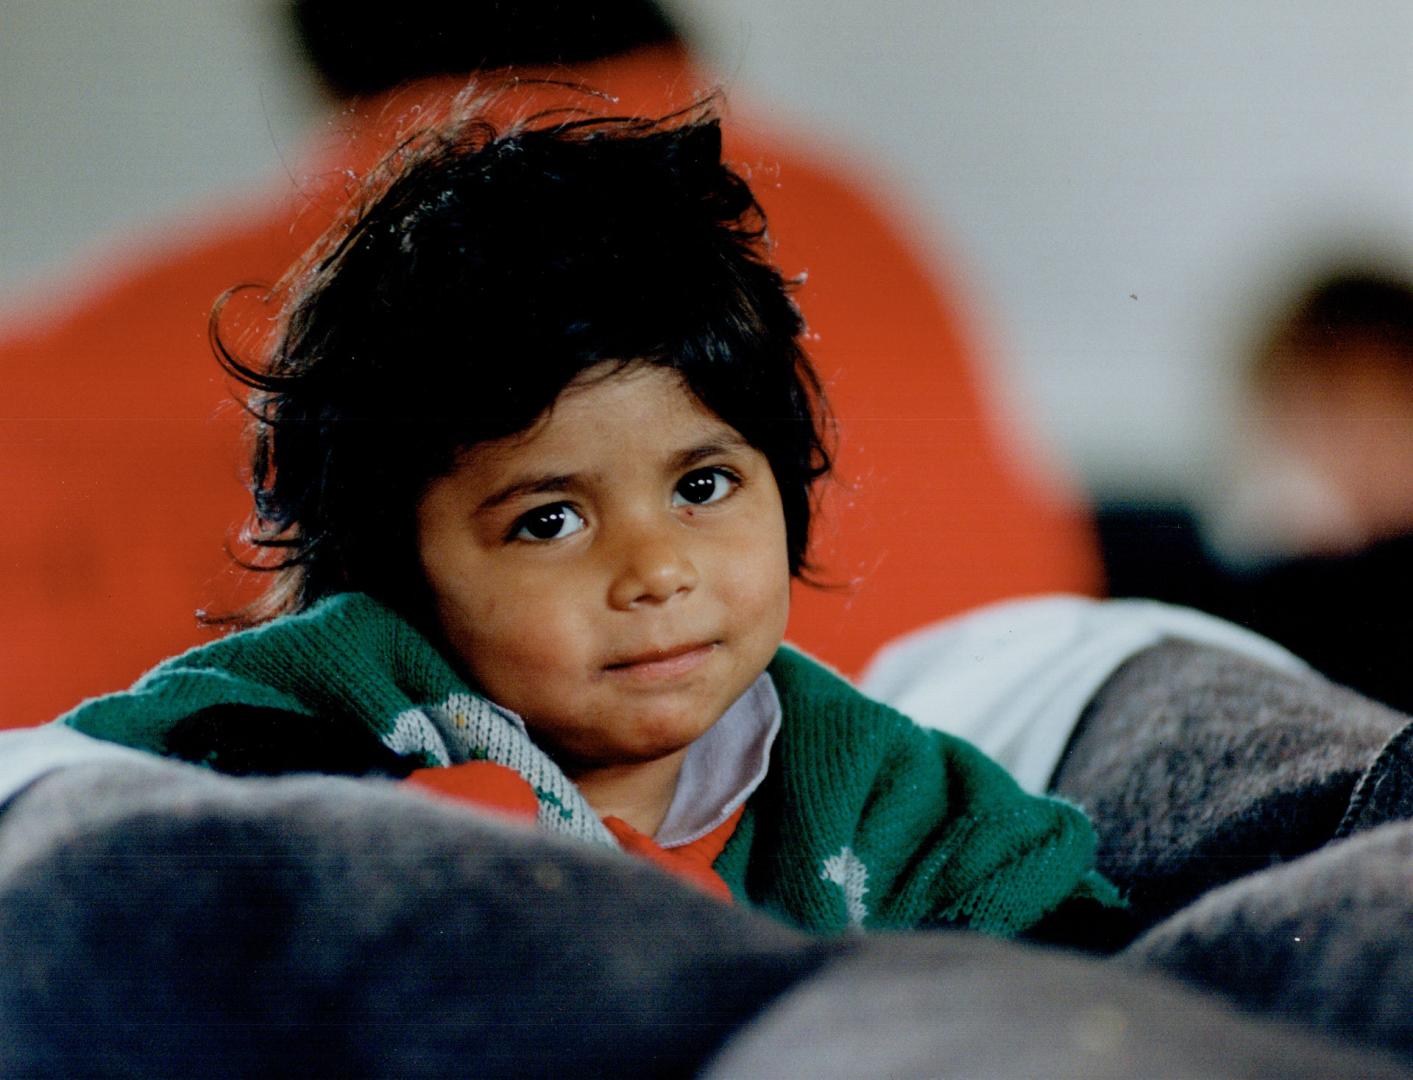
left=510, top=503, right=586, bottom=542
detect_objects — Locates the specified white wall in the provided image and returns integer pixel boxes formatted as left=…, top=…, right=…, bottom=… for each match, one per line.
left=0, top=0, right=318, bottom=294
left=4, top=0, right=1411, bottom=498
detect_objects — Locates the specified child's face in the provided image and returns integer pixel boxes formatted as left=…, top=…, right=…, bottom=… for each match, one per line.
left=416, top=363, right=791, bottom=773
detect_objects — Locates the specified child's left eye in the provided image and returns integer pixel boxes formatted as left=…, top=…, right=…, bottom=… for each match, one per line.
left=672, top=467, right=738, bottom=507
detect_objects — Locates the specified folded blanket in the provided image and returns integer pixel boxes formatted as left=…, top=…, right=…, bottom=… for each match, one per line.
left=1052, top=638, right=1412, bottom=935
left=1123, top=820, right=1413, bottom=1065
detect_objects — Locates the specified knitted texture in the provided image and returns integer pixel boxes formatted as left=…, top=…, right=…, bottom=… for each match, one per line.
left=58, top=593, right=614, bottom=846
left=714, top=647, right=1119, bottom=937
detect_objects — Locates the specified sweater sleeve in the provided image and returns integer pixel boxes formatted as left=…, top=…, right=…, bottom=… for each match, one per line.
left=715, top=647, right=1120, bottom=937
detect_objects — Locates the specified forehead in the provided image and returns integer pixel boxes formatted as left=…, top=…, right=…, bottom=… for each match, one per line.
left=457, top=363, right=746, bottom=476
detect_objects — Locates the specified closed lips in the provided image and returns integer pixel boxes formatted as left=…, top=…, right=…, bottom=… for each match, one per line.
left=604, top=642, right=717, bottom=670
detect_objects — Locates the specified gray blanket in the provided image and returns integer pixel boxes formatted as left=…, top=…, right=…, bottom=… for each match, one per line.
left=1052, top=638, right=1412, bottom=932
left=1124, top=819, right=1413, bottom=1063
left=1, top=758, right=1405, bottom=1078
left=1053, top=638, right=1413, bottom=1063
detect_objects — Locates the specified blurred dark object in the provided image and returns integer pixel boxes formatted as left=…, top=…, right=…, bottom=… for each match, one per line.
left=1095, top=501, right=1213, bottom=606
left=1098, top=501, right=1413, bottom=715
left=289, top=0, right=679, bottom=98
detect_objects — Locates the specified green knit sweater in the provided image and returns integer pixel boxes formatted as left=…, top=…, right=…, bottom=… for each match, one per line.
left=59, top=592, right=1116, bottom=936
left=730, top=648, right=1117, bottom=933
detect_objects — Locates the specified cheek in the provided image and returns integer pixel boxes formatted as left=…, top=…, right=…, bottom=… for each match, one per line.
left=717, top=509, right=792, bottom=627
left=434, top=568, right=591, bottom=702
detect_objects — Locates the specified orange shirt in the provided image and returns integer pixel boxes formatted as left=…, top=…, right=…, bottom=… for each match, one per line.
left=406, top=759, right=742, bottom=901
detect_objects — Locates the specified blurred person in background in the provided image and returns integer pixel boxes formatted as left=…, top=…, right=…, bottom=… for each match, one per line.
left=1221, top=270, right=1413, bottom=561
left=1102, top=266, right=1413, bottom=712
left=0, top=0, right=1098, bottom=729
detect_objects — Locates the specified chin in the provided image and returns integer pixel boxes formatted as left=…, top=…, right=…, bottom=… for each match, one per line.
left=622, top=727, right=706, bottom=762
left=589, top=714, right=713, bottom=766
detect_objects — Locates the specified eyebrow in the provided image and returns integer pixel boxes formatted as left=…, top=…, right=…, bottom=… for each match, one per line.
left=475, top=436, right=753, bottom=513
left=476, top=473, right=580, bottom=513
left=670, top=435, right=752, bottom=471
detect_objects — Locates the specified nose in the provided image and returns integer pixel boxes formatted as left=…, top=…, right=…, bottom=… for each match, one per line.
left=607, top=518, right=699, bottom=610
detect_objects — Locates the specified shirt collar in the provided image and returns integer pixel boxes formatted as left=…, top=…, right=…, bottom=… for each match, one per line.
left=484, top=671, right=782, bottom=850
left=655, top=672, right=781, bottom=848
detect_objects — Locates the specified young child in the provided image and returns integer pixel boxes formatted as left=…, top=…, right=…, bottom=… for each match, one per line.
left=57, top=97, right=1117, bottom=936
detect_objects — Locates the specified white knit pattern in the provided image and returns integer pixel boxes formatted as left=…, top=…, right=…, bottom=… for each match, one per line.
left=384, top=709, right=453, bottom=764
left=821, top=846, right=871, bottom=928
left=417, top=692, right=615, bottom=847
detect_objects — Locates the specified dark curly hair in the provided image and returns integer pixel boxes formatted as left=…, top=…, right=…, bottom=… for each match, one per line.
left=214, top=93, right=832, bottom=625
